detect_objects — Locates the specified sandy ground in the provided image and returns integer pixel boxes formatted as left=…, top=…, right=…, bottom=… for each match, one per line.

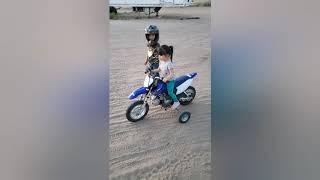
left=110, top=7, right=211, bottom=180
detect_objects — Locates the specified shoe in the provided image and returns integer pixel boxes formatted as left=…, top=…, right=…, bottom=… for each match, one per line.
left=171, top=102, right=180, bottom=110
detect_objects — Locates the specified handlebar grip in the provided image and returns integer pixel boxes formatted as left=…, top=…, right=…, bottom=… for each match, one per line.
left=144, top=67, right=151, bottom=74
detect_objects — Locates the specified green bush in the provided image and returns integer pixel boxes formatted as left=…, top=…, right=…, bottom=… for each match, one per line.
left=192, top=1, right=211, bottom=7
left=202, top=1, right=211, bottom=6
left=110, top=12, right=118, bottom=19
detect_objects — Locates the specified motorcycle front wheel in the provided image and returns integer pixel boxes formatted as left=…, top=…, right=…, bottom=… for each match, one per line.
left=126, top=100, right=149, bottom=122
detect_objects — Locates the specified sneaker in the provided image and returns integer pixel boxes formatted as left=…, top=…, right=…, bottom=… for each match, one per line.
left=171, top=101, right=180, bottom=110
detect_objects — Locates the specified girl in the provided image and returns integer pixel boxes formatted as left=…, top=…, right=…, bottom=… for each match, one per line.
left=152, top=45, right=180, bottom=110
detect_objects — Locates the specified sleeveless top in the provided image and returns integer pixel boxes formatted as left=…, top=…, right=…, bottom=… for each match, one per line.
left=147, top=44, right=160, bottom=66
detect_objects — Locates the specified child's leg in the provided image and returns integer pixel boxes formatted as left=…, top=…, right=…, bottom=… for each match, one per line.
left=167, top=80, right=178, bottom=102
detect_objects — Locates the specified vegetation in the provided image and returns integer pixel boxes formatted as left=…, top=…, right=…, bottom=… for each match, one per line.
left=192, top=0, right=211, bottom=7
left=110, top=12, right=119, bottom=19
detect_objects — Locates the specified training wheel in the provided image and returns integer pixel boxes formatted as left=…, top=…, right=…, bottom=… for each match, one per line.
left=179, top=111, right=191, bottom=123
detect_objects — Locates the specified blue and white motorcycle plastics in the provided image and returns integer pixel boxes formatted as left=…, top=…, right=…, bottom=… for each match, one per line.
left=128, top=72, right=197, bottom=100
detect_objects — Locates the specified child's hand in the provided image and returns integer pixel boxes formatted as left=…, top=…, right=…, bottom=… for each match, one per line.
left=144, top=61, right=147, bottom=65
left=163, top=78, right=167, bottom=82
left=145, top=67, right=151, bottom=74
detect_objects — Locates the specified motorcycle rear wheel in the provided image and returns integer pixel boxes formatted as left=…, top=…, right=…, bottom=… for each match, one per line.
left=178, top=86, right=196, bottom=105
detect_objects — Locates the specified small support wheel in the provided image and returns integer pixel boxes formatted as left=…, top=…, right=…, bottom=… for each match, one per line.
left=179, top=111, right=191, bottom=123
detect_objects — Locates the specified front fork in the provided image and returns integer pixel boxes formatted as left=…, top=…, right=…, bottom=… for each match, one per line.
left=141, top=86, right=153, bottom=104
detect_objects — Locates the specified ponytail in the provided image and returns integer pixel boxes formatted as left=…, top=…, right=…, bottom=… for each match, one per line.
left=169, top=46, right=173, bottom=62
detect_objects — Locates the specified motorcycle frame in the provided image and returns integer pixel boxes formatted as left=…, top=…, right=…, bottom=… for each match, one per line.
left=141, top=75, right=162, bottom=105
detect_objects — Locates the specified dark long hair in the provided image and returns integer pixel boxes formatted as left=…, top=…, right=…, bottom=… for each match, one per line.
left=159, top=45, right=174, bottom=62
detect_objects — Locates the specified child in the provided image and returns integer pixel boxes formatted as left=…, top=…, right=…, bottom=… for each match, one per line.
left=144, top=25, right=160, bottom=71
left=152, top=45, right=180, bottom=110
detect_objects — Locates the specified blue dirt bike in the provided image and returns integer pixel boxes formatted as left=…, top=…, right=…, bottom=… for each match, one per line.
left=126, top=68, right=197, bottom=123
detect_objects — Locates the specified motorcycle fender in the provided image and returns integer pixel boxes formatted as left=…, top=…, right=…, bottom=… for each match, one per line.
left=128, top=87, right=148, bottom=100
left=176, top=79, right=193, bottom=95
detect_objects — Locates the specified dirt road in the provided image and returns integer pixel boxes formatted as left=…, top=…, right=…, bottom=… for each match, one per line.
left=110, top=7, right=211, bottom=180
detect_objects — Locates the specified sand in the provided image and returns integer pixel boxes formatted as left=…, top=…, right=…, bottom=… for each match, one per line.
left=110, top=7, right=211, bottom=180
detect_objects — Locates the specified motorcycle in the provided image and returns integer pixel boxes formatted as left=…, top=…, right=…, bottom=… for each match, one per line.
left=126, top=68, right=197, bottom=123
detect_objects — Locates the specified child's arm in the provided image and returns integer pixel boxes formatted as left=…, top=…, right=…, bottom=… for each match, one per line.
left=163, top=67, right=175, bottom=82
left=144, top=55, right=148, bottom=65
left=151, top=68, right=160, bottom=73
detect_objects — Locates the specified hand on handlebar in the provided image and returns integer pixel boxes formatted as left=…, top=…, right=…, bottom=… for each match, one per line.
left=144, top=67, right=152, bottom=74
left=162, top=77, right=167, bottom=83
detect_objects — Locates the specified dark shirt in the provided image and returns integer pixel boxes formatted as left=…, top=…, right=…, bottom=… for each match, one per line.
left=146, top=43, right=160, bottom=69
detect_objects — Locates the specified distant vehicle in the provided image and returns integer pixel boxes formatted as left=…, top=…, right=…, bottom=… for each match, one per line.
left=109, top=0, right=193, bottom=16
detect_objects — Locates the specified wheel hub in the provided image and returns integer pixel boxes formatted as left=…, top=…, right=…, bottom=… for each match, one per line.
left=181, top=114, right=189, bottom=122
left=130, top=105, right=146, bottom=120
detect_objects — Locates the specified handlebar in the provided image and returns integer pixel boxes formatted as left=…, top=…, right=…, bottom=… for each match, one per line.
left=144, top=67, right=152, bottom=74
left=154, top=77, right=164, bottom=81
left=144, top=67, right=163, bottom=81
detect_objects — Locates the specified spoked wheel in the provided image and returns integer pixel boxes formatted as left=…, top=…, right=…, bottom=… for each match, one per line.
left=179, top=86, right=196, bottom=105
left=179, top=111, right=191, bottom=123
left=126, top=100, right=149, bottom=122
